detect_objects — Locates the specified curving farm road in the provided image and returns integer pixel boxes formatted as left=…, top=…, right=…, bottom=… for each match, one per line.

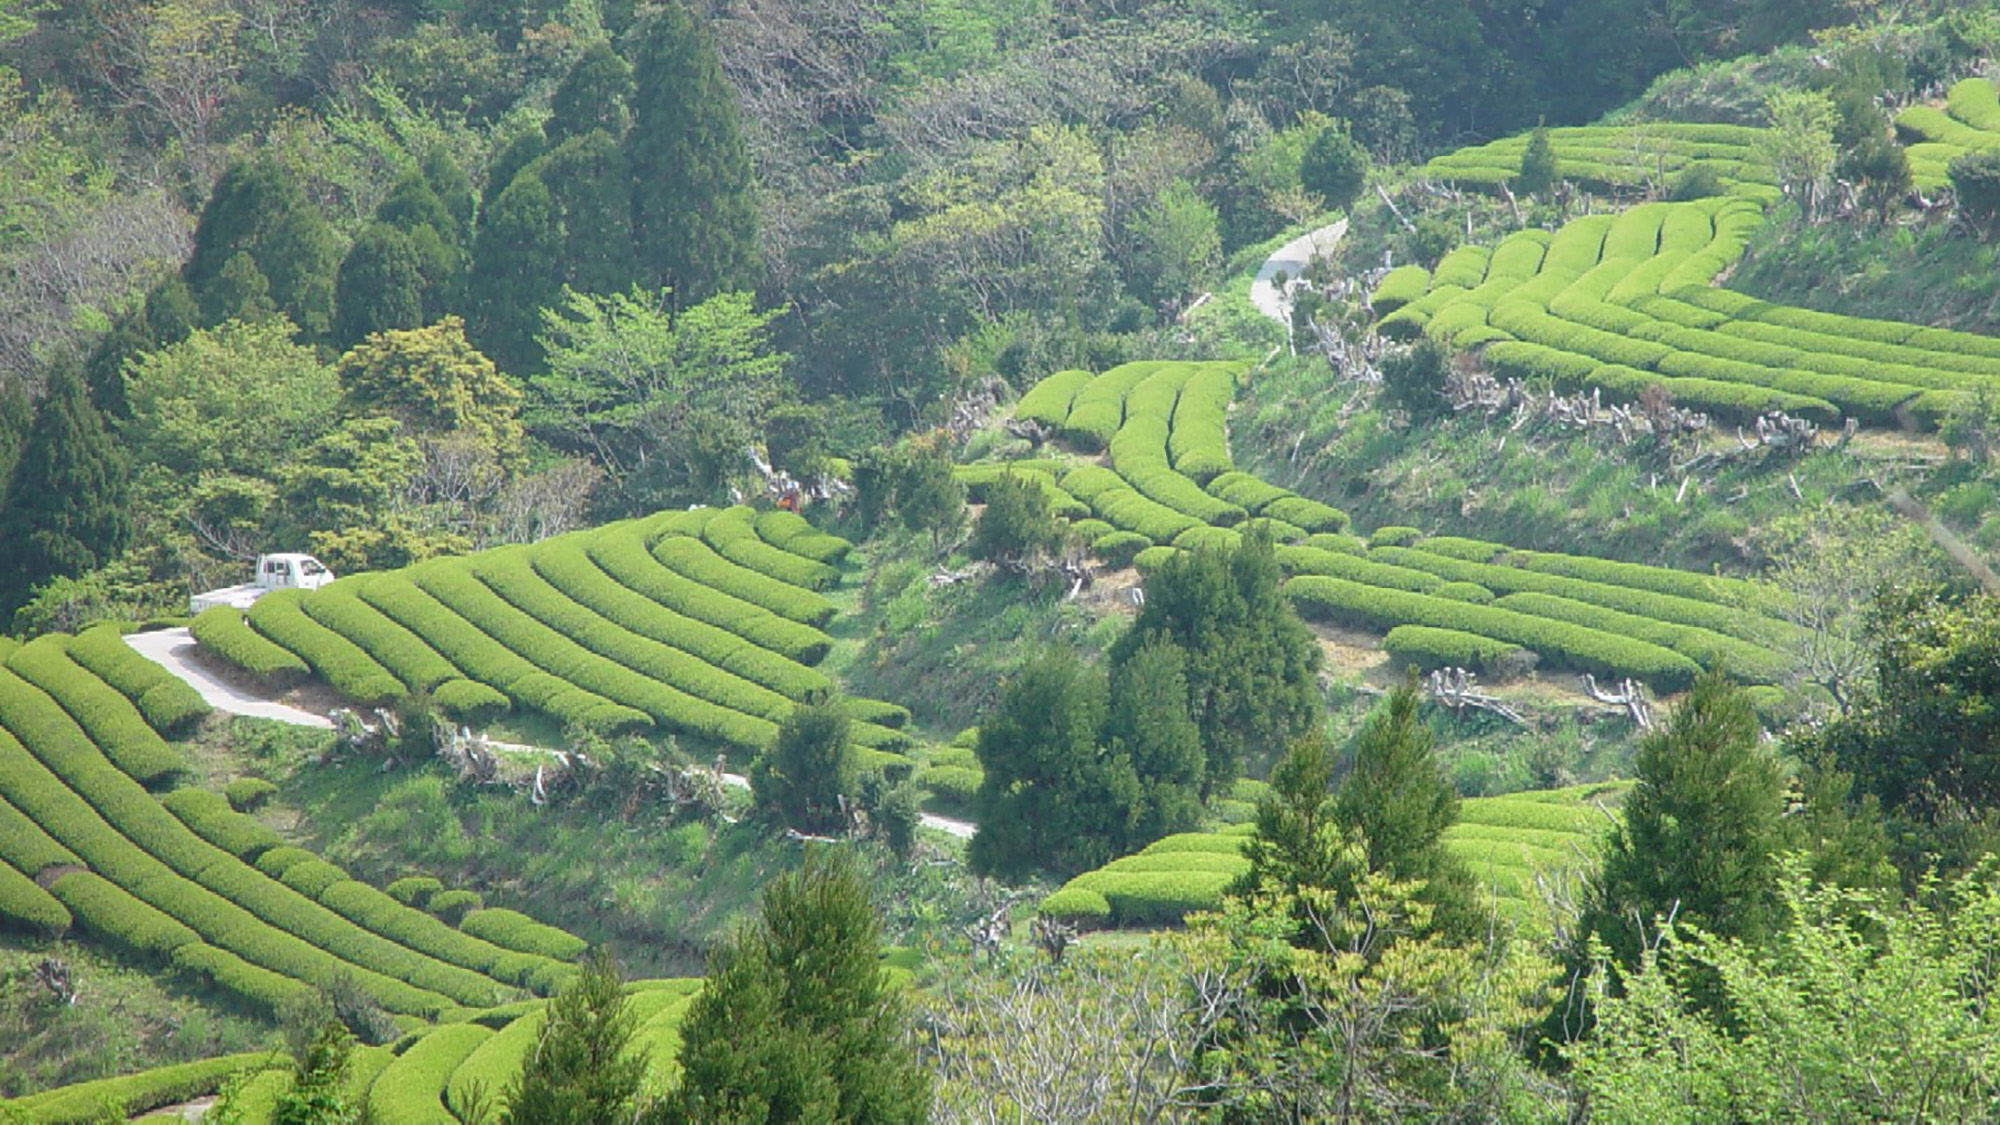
left=123, top=627, right=976, bottom=839
left=1250, top=217, right=1349, bottom=329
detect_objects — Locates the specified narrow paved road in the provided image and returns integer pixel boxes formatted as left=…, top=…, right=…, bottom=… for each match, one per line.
left=125, top=627, right=333, bottom=728
left=125, top=628, right=976, bottom=839
left=1250, top=217, right=1349, bottom=328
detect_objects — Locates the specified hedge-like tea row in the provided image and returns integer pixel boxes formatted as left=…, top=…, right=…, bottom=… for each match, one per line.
left=0, top=789, right=79, bottom=876
left=649, top=527, right=837, bottom=627
left=190, top=606, right=309, bottom=681
left=366, top=1021, right=493, bottom=1125
left=459, top=907, right=588, bottom=961
left=8, top=1051, right=282, bottom=1124
left=955, top=464, right=1091, bottom=519
left=1059, top=361, right=1169, bottom=450
left=1894, top=77, right=2000, bottom=190
left=161, top=787, right=282, bottom=860
left=299, top=579, right=462, bottom=693
left=1014, top=367, right=1096, bottom=426
left=318, top=879, right=558, bottom=990
left=67, top=625, right=210, bottom=735
left=596, top=522, right=835, bottom=650
left=1166, top=363, right=1242, bottom=482
left=5, top=637, right=186, bottom=786
left=1286, top=574, right=1702, bottom=687
left=701, top=506, right=841, bottom=590
left=754, top=509, right=853, bottom=566
left=1490, top=591, right=1791, bottom=684
left=1382, top=625, right=1532, bottom=674
left=247, top=590, right=404, bottom=704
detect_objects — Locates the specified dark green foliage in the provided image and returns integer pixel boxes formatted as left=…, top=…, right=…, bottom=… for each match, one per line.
left=144, top=278, right=200, bottom=349
left=468, top=167, right=562, bottom=371
left=549, top=42, right=633, bottom=144
left=1231, top=732, right=1356, bottom=904
left=482, top=128, right=548, bottom=213
left=627, top=0, right=759, bottom=299
left=970, top=471, right=1062, bottom=565
left=500, top=950, right=645, bottom=1125
left=0, top=378, right=29, bottom=500
left=1588, top=674, right=1786, bottom=966
left=540, top=130, right=638, bottom=294
left=894, top=445, right=966, bottom=552
left=206, top=251, right=278, bottom=325
left=1299, top=122, right=1370, bottom=211
left=1380, top=336, right=1453, bottom=419
left=334, top=225, right=425, bottom=347
left=0, top=366, right=130, bottom=621
left=648, top=850, right=928, bottom=1125
left=1949, top=147, right=2000, bottom=235
left=968, top=650, right=1131, bottom=879
left=1109, top=531, right=1321, bottom=792
left=274, top=1020, right=358, bottom=1125
left=1516, top=125, right=1559, bottom=194
left=257, top=201, right=343, bottom=342
left=419, top=147, right=477, bottom=242
left=751, top=701, right=857, bottom=834
left=1102, top=639, right=1204, bottom=846
left=1334, top=673, right=1479, bottom=937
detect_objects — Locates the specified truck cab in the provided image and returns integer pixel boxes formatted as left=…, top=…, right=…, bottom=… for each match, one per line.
left=189, top=553, right=336, bottom=613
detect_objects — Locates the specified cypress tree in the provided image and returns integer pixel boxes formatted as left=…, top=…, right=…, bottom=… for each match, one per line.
left=184, top=158, right=293, bottom=296
left=501, top=950, right=646, bottom=1125
left=334, top=224, right=426, bottom=347
left=205, top=251, right=278, bottom=326
left=968, top=650, right=1125, bottom=878
left=259, top=203, right=342, bottom=340
left=419, top=146, right=476, bottom=243
left=1233, top=731, right=1358, bottom=901
left=377, top=171, right=464, bottom=318
left=750, top=701, right=857, bottom=835
left=183, top=157, right=340, bottom=339
left=0, top=365, right=131, bottom=618
left=1334, top=671, right=1479, bottom=937
left=627, top=0, right=759, bottom=299
left=1103, top=638, right=1205, bottom=845
left=549, top=41, right=633, bottom=145
left=84, top=310, right=150, bottom=419
left=376, top=171, right=456, bottom=243
left=1588, top=673, right=1786, bottom=966
left=542, top=131, right=638, bottom=295
left=482, top=127, right=547, bottom=213
left=468, top=169, right=562, bottom=372
left=0, top=378, right=28, bottom=490
left=144, top=278, right=199, bottom=348
left=649, top=850, right=928, bottom=1124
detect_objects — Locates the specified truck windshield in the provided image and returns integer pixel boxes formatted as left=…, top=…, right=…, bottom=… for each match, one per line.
left=301, top=560, right=327, bottom=576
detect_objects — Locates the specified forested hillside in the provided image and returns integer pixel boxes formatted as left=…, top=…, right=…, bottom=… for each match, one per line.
left=3, top=0, right=2000, bottom=1120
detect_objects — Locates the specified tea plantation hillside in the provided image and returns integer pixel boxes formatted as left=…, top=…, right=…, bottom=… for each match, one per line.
left=0, top=631, right=592, bottom=1028
left=188, top=507, right=916, bottom=768
left=992, top=360, right=1802, bottom=692
left=4, top=979, right=700, bottom=1124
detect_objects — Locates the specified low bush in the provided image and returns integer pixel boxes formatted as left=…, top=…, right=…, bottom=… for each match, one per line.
left=1371, top=266, right=1432, bottom=314
left=0, top=793, right=79, bottom=875
left=49, top=871, right=198, bottom=957
left=845, top=698, right=911, bottom=729
left=703, top=507, right=841, bottom=590
left=388, top=876, right=443, bottom=907
left=432, top=678, right=511, bottom=725
left=4, top=637, right=186, bottom=785
left=755, top=509, right=854, bottom=565
left=1037, top=886, right=1111, bottom=924
left=1382, top=625, right=1535, bottom=676
left=318, top=879, right=551, bottom=989
left=459, top=907, right=587, bottom=961
left=1100, top=852, right=1250, bottom=876
left=253, top=845, right=314, bottom=879
left=445, top=1009, right=547, bottom=1115
left=1429, top=244, right=1492, bottom=289
left=1275, top=544, right=1445, bottom=593
left=278, top=858, right=349, bottom=899
left=224, top=777, right=280, bottom=813
left=299, top=581, right=461, bottom=694
left=916, top=764, right=981, bottom=808
left=14, top=1052, right=280, bottom=1124
left=429, top=889, right=482, bottom=923
left=1091, top=530, right=1152, bottom=568
left=1260, top=495, right=1347, bottom=533
left=1064, top=869, right=1235, bottom=925
left=67, top=625, right=209, bottom=735
left=1091, top=485, right=1205, bottom=543
left=1490, top=591, right=1790, bottom=683
left=1173, top=526, right=1242, bottom=553
left=650, top=533, right=837, bottom=628
left=1431, top=581, right=1495, bottom=604
left=169, top=942, right=316, bottom=1016
left=365, top=1021, right=493, bottom=1125
left=1369, top=526, right=1424, bottom=548
left=162, top=788, right=282, bottom=860
left=1206, top=471, right=1292, bottom=512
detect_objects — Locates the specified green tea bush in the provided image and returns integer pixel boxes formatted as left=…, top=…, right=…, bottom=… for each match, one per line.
left=754, top=509, right=853, bottom=565
left=1138, top=832, right=1246, bottom=855
left=1371, top=266, right=1433, bottom=314
left=388, top=876, right=442, bottom=907
left=1509, top=549, right=1775, bottom=611
left=278, top=858, right=349, bottom=899
left=1173, top=526, right=1242, bottom=553
left=1430, top=244, right=1492, bottom=289
left=1099, top=852, right=1250, bottom=876
left=1369, top=526, right=1424, bottom=548
left=429, top=889, right=482, bottom=923
left=246, top=591, right=403, bottom=704
left=359, top=574, right=542, bottom=692
left=433, top=678, right=510, bottom=725
left=1382, top=625, right=1533, bottom=675
left=704, top=506, right=841, bottom=590
left=1091, top=485, right=1205, bottom=543
left=1490, top=592, right=1790, bottom=683
left=585, top=527, right=832, bottom=661
left=67, top=625, right=209, bottom=735
left=1064, top=869, right=1235, bottom=925
left=844, top=698, right=911, bottom=729
left=1166, top=364, right=1240, bottom=481
left=168, top=942, right=316, bottom=1015
left=0, top=793, right=79, bottom=875
left=445, top=1008, right=546, bottom=1115
left=1036, top=886, right=1111, bottom=924
left=48, top=871, right=198, bottom=957
left=1069, top=517, right=1114, bottom=541
left=1275, top=544, right=1445, bottom=593
left=253, top=845, right=314, bottom=878
left=1261, top=495, right=1348, bottom=533
left=1014, top=368, right=1096, bottom=426
left=1412, top=537, right=1505, bottom=562
left=649, top=533, right=837, bottom=627
left=1206, top=470, right=1292, bottom=512
left=319, top=879, right=555, bottom=988
left=459, top=907, right=586, bottom=961
left=1091, top=530, right=1152, bottom=568
left=161, top=788, right=281, bottom=860
left=12, top=1052, right=280, bottom=1124
left=1431, top=581, right=1495, bottom=604
left=916, top=764, right=982, bottom=808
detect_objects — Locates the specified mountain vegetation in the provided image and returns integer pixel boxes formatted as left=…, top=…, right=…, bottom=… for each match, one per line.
left=3, top=0, right=2000, bottom=1121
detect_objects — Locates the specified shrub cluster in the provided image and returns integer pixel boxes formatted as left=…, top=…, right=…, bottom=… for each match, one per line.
left=459, top=907, right=588, bottom=961
left=10, top=1051, right=282, bottom=1124
left=300, top=580, right=461, bottom=693
left=162, top=787, right=282, bottom=860
left=703, top=506, right=842, bottom=590
left=1014, top=368, right=1096, bottom=427
left=591, top=522, right=833, bottom=656
left=754, top=508, right=854, bottom=565
left=223, top=776, right=278, bottom=812
left=365, top=1021, right=495, bottom=1125
left=6, top=636, right=186, bottom=785
left=650, top=530, right=837, bottom=627
left=1166, top=363, right=1242, bottom=482
left=0, top=860, right=70, bottom=936
left=1059, top=361, right=1168, bottom=450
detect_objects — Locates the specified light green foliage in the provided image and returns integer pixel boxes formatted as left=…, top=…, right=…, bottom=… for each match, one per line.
left=1569, top=865, right=2000, bottom=1121
left=335, top=317, right=524, bottom=465
left=122, top=320, right=341, bottom=486
left=501, top=951, right=645, bottom=1125
left=1299, top=121, right=1369, bottom=212
left=1131, top=179, right=1222, bottom=307
left=1760, top=90, right=1838, bottom=222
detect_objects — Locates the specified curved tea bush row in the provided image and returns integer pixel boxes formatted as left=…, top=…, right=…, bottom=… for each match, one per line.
left=700, top=506, right=840, bottom=591
left=460, top=907, right=588, bottom=961
left=1014, top=367, right=1095, bottom=426
left=1894, top=77, right=2000, bottom=189
left=1382, top=625, right=1533, bottom=674
left=1287, top=574, right=1702, bottom=688
left=298, top=580, right=462, bottom=694
left=589, top=523, right=833, bottom=660
left=755, top=509, right=852, bottom=566
left=954, top=464, right=1091, bottom=519
left=1167, top=363, right=1241, bottom=481
left=67, top=625, right=209, bottom=735
left=161, top=788, right=282, bottom=861
left=5, top=637, right=185, bottom=786
left=1060, top=360, right=1170, bottom=449
left=190, top=606, right=309, bottom=682
left=1420, top=123, right=1778, bottom=201
left=365, top=1021, right=493, bottom=1125
left=0, top=789, right=79, bottom=876
left=648, top=526, right=837, bottom=628
left=247, top=590, right=403, bottom=705
left=5, top=1051, right=282, bottom=1124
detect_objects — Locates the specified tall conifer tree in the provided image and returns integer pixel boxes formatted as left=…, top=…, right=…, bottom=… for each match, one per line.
left=0, top=366, right=131, bottom=617
left=468, top=170, right=562, bottom=371
left=334, top=225, right=426, bottom=347
left=627, top=0, right=759, bottom=300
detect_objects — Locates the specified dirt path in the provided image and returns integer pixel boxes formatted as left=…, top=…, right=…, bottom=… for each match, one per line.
left=1251, top=217, right=1350, bottom=328
left=124, top=629, right=976, bottom=840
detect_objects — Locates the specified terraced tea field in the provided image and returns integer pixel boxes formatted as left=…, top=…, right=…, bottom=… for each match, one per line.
left=189, top=506, right=915, bottom=768
left=1418, top=123, right=1779, bottom=204
left=1895, top=76, right=2000, bottom=189
left=5, top=980, right=701, bottom=1124
left=0, top=630, right=590, bottom=1038
left=1039, top=782, right=1624, bottom=928
left=993, top=361, right=1802, bottom=691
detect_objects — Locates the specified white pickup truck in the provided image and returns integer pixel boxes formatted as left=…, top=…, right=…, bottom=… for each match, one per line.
left=188, top=553, right=335, bottom=614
